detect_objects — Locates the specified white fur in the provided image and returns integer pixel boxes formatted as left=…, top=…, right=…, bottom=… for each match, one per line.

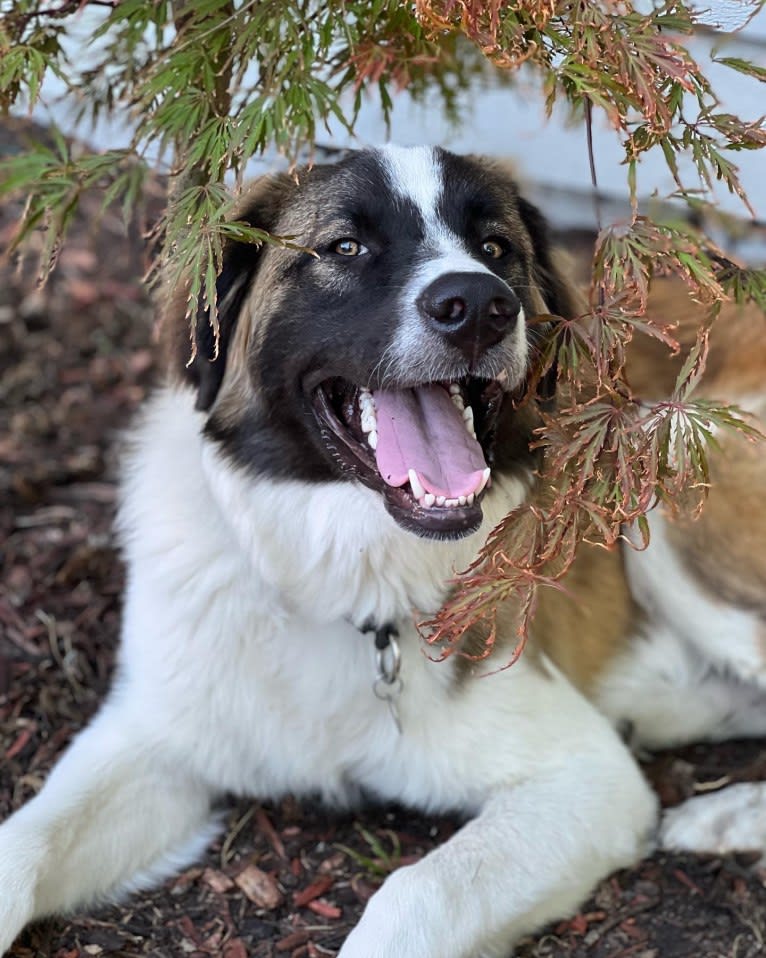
left=0, top=386, right=658, bottom=957
left=380, top=144, right=445, bottom=228
left=594, top=510, right=766, bottom=751
left=662, top=783, right=766, bottom=860
left=377, top=145, right=528, bottom=391
left=593, top=508, right=766, bottom=870
left=623, top=512, right=766, bottom=689
left=594, top=621, right=766, bottom=750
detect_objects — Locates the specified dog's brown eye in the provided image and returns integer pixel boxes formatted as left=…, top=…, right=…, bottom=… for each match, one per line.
left=481, top=238, right=506, bottom=259
left=333, top=238, right=366, bottom=256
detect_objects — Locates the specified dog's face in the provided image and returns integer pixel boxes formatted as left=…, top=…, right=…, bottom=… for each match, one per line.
left=171, top=146, right=578, bottom=540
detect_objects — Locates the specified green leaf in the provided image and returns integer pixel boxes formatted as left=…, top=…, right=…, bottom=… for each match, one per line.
left=713, top=55, right=766, bottom=83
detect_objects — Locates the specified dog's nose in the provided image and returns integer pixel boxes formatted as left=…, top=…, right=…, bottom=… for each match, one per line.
left=417, top=272, right=521, bottom=360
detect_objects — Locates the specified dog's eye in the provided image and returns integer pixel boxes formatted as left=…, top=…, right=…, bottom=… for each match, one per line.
left=481, top=238, right=508, bottom=259
left=333, top=238, right=368, bottom=257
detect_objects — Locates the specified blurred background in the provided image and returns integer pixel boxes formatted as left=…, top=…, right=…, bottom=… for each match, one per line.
left=20, top=4, right=766, bottom=251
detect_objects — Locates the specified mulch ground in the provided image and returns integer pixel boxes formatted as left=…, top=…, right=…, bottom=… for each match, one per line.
left=1, top=118, right=765, bottom=958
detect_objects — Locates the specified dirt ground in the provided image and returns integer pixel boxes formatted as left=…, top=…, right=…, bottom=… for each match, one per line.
left=1, top=118, right=766, bottom=958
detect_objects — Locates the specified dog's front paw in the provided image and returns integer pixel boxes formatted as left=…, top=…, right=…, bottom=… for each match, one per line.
left=338, top=866, right=443, bottom=958
left=0, top=856, right=34, bottom=956
left=337, top=864, right=507, bottom=958
left=661, top=782, right=766, bottom=858
left=0, top=830, right=37, bottom=955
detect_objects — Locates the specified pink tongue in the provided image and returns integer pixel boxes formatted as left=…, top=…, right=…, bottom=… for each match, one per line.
left=373, top=385, right=488, bottom=499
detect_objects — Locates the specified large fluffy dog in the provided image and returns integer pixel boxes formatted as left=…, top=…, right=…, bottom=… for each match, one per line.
left=2, top=146, right=766, bottom=957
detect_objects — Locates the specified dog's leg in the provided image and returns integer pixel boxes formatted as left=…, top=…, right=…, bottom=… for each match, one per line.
left=0, top=698, right=216, bottom=953
left=339, top=732, right=657, bottom=958
left=661, top=782, right=766, bottom=860
left=596, top=625, right=766, bottom=750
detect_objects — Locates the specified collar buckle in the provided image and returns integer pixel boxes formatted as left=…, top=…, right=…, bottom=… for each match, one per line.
left=364, top=622, right=404, bottom=734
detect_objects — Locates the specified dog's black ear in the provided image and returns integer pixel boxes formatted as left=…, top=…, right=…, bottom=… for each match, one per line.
left=190, top=241, right=254, bottom=411
left=176, top=174, right=293, bottom=412
left=517, top=196, right=582, bottom=321
left=517, top=196, right=584, bottom=403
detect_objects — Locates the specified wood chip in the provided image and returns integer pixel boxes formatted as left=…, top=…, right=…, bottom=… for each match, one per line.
left=222, top=941, right=248, bottom=958
left=234, top=864, right=284, bottom=909
left=254, top=804, right=287, bottom=860
left=202, top=867, right=236, bottom=894
left=317, top=851, right=346, bottom=873
left=5, top=726, right=36, bottom=760
left=293, top=875, right=334, bottom=908
left=275, top=931, right=310, bottom=952
left=306, top=898, right=342, bottom=920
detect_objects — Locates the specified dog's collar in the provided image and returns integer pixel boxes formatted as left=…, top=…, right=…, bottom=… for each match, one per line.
left=361, top=621, right=404, bottom=734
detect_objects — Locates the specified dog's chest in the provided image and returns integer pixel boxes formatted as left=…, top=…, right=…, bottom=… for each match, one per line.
left=117, top=388, right=544, bottom=807
left=122, top=589, right=425, bottom=802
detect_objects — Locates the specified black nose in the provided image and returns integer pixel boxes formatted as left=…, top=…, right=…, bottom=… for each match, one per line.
left=417, top=271, right=521, bottom=361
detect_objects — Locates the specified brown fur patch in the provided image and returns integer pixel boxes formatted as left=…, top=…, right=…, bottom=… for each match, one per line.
left=532, top=542, right=637, bottom=693
left=452, top=540, right=635, bottom=690
left=624, top=277, right=766, bottom=401
left=665, top=428, right=766, bottom=615
left=626, top=277, right=766, bottom=613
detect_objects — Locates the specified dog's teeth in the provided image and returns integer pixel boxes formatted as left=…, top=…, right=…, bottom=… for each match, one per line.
left=367, top=429, right=378, bottom=450
left=458, top=495, right=466, bottom=506
left=445, top=498, right=458, bottom=507
left=467, top=492, right=475, bottom=506
left=423, top=493, right=436, bottom=507
left=448, top=383, right=461, bottom=395
left=463, top=406, right=474, bottom=434
left=436, top=495, right=446, bottom=506
left=477, top=467, right=491, bottom=494
left=359, top=389, right=378, bottom=436
left=408, top=469, right=426, bottom=500
left=451, top=393, right=465, bottom=411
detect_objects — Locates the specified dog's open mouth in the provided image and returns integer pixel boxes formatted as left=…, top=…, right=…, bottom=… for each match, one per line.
left=311, top=376, right=507, bottom=538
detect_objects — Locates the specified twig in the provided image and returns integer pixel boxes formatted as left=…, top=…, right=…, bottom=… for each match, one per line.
left=585, top=97, right=603, bottom=236
left=220, top=804, right=257, bottom=867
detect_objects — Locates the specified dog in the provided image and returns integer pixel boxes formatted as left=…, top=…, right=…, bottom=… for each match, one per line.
left=1, top=145, right=765, bottom=957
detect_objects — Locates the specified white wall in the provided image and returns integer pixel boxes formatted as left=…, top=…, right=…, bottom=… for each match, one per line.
left=336, top=12, right=766, bottom=222
left=25, top=5, right=766, bottom=227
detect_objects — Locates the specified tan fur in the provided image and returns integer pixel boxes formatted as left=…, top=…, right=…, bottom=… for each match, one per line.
left=624, top=276, right=766, bottom=400
left=530, top=278, right=766, bottom=687
left=665, top=428, right=766, bottom=614
left=624, top=278, right=766, bottom=617
left=456, top=541, right=634, bottom=692
left=211, top=282, right=287, bottom=427
left=532, top=543, right=637, bottom=692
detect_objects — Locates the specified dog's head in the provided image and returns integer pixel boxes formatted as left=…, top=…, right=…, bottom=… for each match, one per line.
left=165, top=146, right=579, bottom=540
